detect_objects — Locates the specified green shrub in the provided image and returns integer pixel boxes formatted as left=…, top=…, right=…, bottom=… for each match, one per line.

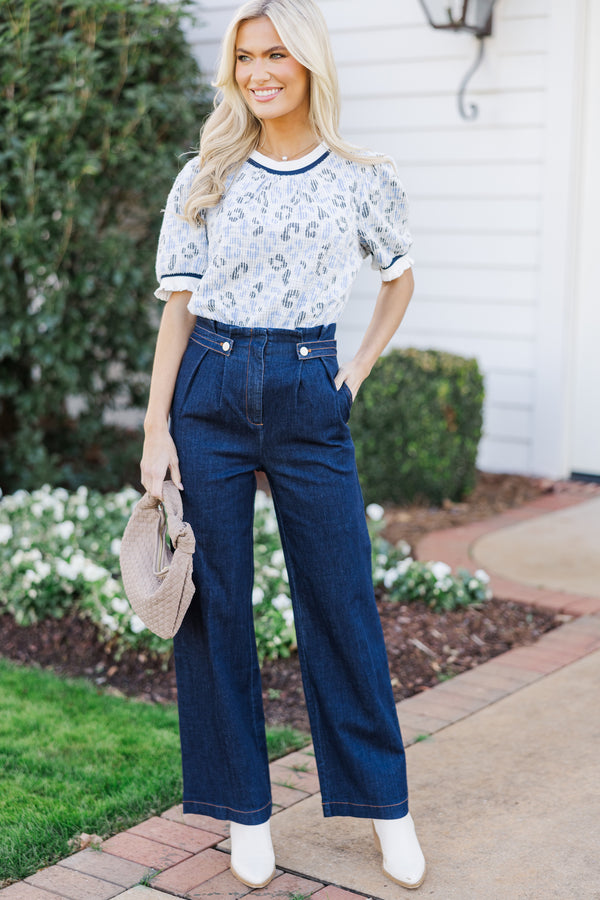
left=0, top=0, right=211, bottom=491
left=351, top=348, right=484, bottom=506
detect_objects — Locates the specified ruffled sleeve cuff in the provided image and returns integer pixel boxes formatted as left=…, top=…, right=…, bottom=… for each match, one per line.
left=154, top=273, right=204, bottom=302
left=376, top=253, right=414, bottom=282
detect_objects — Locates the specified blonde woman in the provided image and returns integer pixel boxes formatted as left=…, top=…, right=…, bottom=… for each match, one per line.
left=141, top=0, right=426, bottom=890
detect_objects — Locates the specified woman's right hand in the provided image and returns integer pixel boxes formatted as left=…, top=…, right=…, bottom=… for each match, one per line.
left=140, top=425, right=183, bottom=499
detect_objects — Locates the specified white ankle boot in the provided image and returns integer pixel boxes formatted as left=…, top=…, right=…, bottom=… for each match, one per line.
left=372, top=814, right=426, bottom=889
left=229, top=820, right=276, bottom=888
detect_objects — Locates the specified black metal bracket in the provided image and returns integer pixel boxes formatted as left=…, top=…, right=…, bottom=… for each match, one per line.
left=457, top=36, right=486, bottom=120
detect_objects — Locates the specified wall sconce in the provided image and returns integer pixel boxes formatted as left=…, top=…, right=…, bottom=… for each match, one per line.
left=417, top=0, right=498, bottom=120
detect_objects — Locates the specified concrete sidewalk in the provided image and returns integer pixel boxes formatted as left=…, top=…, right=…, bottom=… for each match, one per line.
left=3, top=484, right=600, bottom=900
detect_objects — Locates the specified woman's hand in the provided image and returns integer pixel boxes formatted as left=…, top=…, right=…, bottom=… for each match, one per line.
left=140, top=425, right=183, bottom=499
left=334, top=359, right=371, bottom=401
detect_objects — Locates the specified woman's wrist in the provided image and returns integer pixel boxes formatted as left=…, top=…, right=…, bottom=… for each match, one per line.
left=143, top=414, right=170, bottom=435
left=350, top=353, right=375, bottom=381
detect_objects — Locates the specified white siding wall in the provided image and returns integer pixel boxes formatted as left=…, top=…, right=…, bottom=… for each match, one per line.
left=185, top=0, right=581, bottom=477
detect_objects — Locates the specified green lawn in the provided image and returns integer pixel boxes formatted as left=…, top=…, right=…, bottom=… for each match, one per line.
left=0, top=658, right=308, bottom=885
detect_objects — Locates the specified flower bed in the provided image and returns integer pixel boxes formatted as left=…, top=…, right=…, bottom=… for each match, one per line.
left=0, top=486, right=492, bottom=664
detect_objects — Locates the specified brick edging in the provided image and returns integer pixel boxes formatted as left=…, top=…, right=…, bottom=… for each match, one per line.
left=415, top=490, right=600, bottom=617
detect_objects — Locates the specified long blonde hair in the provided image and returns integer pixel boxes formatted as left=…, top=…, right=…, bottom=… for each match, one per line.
left=184, top=0, right=388, bottom=225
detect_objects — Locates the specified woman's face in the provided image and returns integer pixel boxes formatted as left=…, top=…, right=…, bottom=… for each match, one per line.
left=235, top=16, right=311, bottom=126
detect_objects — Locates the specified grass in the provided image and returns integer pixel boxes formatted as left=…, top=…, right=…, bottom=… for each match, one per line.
left=0, top=658, right=308, bottom=885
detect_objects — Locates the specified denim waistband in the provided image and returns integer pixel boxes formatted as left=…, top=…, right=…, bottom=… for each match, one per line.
left=195, top=316, right=335, bottom=343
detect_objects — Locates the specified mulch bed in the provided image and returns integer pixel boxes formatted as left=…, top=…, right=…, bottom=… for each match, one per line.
left=3, top=472, right=591, bottom=735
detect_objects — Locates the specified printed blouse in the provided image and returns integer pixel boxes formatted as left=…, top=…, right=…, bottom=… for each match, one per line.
left=155, top=142, right=413, bottom=329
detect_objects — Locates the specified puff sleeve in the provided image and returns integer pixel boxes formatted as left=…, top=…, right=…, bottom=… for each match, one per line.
left=154, top=157, right=208, bottom=301
left=357, top=160, right=414, bottom=281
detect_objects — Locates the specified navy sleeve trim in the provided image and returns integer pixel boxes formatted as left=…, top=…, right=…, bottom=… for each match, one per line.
left=381, top=252, right=408, bottom=270
left=159, top=272, right=204, bottom=280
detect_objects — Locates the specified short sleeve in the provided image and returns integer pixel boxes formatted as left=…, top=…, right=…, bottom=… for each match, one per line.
left=357, top=160, right=414, bottom=281
left=154, top=157, right=208, bottom=301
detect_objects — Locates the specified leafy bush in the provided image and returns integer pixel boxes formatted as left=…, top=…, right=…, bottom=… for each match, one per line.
left=0, top=0, right=210, bottom=491
left=350, top=348, right=484, bottom=506
left=0, top=485, right=300, bottom=663
left=366, top=503, right=491, bottom=612
left=0, top=488, right=491, bottom=666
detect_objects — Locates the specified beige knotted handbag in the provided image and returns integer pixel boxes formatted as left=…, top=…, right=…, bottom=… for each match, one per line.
left=119, top=480, right=196, bottom=639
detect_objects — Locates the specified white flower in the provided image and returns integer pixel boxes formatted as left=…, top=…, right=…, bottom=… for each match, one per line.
left=383, top=568, right=399, bottom=589
left=54, top=520, right=75, bottom=541
left=366, top=503, right=384, bottom=522
left=374, top=567, right=386, bottom=581
left=254, top=491, right=270, bottom=511
left=111, top=597, right=129, bottom=614
left=129, top=614, right=146, bottom=634
left=396, top=539, right=411, bottom=558
left=82, top=562, right=108, bottom=582
left=31, top=503, right=44, bottom=518
left=252, top=587, right=265, bottom=606
left=474, top=569, right=490, bottom=584
left=101, top=612, right=119, bottom=632
left=468, top=578, right=479, bottom=590
left=23, top=569, right=39, bottom=588
left=397, top=557, right=414, bottom=575
left=102, top=578, right=120, bottom=597
left=282, top=607, right=295, bottom=628
left=376, top=553, right=388, bottom=565
left=76, top=485, right=89, bottom=500
left=53, top=488, right=69, bottom=503
left=34, top=560, right=51, bottom=580
left=272, top=593, right=291, bottom=611
left=75, top=505, right=89, bottom=521
left=271, top=549, right=285, bottom=568
left=110, top=538, right=122, bottom=556
left=430, top=561, right=452, bottom=580
left=0, top=524, right=13, bottom=544
left=262, top=566, right=281, bottom=579
left=55, top=558, right=76, bottom=580
left=262, top=516, right=278, bottom=535
left=52, top=502, right=65, bottom=522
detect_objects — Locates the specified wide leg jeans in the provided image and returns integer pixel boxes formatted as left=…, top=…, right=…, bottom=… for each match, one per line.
left=170, top=317, right=409, bottom=825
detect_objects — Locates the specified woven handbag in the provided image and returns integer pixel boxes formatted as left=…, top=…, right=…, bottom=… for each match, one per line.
left=119, top=480, right=196, bottom=639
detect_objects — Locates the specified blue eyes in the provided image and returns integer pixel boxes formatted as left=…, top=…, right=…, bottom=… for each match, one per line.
left=236, top=53, right=286, bottom=62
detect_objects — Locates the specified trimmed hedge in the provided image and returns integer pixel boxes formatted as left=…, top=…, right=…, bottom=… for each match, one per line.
left=351, top=348, right=484, bottom=505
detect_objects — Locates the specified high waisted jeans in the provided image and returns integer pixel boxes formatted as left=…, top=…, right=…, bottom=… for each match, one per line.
left=170, top=316, right=409, bottom=825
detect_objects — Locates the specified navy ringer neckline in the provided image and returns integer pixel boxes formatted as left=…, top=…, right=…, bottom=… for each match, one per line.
left=248, top=144, right=330, bottom=175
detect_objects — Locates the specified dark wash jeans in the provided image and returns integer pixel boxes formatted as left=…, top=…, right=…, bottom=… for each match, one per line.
left=170, top=316, right=409, bottom=825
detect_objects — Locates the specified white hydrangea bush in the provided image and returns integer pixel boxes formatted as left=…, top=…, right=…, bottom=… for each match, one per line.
left=366, top=507, right=492, bottom=611
left=0, top=486, right=491, bottom=663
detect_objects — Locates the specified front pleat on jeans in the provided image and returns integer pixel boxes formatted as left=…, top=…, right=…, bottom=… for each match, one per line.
left=172, top=341, right=210, bottom=418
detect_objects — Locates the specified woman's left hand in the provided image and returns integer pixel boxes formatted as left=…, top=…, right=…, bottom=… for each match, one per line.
left=334, top=360, right=371, bottom=401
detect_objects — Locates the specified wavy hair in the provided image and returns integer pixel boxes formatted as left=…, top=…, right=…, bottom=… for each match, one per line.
left=184, top=0, right=388, bottom=225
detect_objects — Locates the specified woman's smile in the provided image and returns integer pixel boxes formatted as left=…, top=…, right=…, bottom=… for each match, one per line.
left=250, top=86, right=283, bottom=101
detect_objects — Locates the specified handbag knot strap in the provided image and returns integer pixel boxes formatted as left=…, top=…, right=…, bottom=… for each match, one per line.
left=153, top=481, right=195, bottom=555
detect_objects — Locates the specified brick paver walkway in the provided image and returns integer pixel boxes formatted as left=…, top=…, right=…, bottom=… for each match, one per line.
left=3, top=487, right=599, bottom=900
